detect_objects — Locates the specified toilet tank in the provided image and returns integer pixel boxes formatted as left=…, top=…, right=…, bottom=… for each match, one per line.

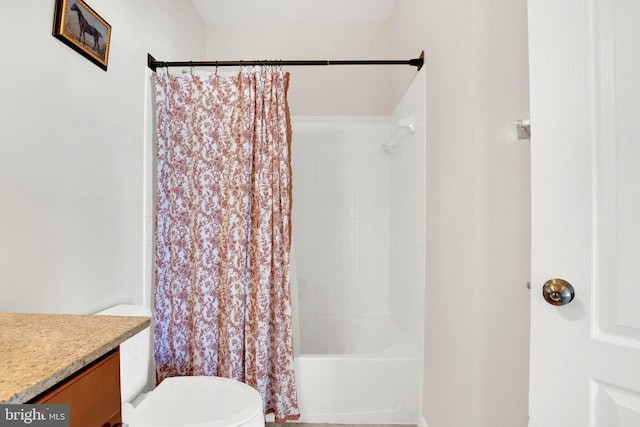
left=96, top=304, right=152, bottom=403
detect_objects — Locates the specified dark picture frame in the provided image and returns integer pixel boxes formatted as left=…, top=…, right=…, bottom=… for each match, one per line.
left=52, top=0, right=111, bottom=71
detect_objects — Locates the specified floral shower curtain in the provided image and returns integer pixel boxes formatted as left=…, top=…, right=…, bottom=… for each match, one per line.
left=153, top=69, right=299, bottom=422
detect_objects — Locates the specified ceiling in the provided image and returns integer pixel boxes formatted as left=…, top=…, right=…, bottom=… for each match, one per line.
left=191, top=0, right=398, bottom=25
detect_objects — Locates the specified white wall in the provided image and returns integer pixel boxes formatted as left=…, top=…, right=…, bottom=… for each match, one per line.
left=0, top=0, right=205, bottom=314
left=204, top=21, right=397, bottom=116
left=390, top=0, right=531, bottom=426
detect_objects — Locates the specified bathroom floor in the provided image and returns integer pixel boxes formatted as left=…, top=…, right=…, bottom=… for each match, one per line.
left=266, top=424, right=415, bottom=427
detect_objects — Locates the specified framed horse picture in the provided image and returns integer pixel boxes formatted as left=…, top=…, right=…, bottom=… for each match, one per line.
left=52, top=0, right=111, bottom=70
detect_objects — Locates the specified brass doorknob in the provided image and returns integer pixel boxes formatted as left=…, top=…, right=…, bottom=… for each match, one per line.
left=542, top=278, right=575, bottom=306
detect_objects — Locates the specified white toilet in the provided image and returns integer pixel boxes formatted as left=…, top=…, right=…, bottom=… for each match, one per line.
left=97, top=304, right=265, bottom=427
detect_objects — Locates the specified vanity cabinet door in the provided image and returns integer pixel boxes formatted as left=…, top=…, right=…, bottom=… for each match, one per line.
left=30, top=348, right=122, bottom=427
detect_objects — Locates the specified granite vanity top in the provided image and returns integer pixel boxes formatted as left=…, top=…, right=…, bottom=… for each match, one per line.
left=0, top=312, right=150, bottom=403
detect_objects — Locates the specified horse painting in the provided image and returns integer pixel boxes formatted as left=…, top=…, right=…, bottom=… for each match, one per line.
left=70, top=3, right=102, bottom=50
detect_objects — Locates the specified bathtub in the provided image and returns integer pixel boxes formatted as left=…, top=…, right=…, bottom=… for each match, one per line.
left=293, top=316, right=420, bottom=424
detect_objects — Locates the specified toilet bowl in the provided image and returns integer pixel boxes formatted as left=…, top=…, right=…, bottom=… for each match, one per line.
left=97, top=304, right=264, bottom=427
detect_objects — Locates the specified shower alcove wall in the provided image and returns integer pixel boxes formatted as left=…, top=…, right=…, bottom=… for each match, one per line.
left=142, top=64, right=425, bottom=424
left=289, top=71, right=425, bottom=424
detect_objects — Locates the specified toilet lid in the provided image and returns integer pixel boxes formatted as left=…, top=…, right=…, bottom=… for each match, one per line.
left=133, top=376, right=263, bottom=427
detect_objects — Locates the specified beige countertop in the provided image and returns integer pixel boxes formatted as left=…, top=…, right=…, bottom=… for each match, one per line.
left=0, top=312, right=150, bottom=404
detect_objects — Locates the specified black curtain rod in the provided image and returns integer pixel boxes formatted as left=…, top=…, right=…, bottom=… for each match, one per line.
left=147, top=51, right=424, bottom=72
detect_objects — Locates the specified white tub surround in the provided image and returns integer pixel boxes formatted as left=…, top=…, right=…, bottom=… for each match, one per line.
left=294, top=317, right=419, bottom=424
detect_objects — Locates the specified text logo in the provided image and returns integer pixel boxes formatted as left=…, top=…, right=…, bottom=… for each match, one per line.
left=0, top=405, right=69, bottom=427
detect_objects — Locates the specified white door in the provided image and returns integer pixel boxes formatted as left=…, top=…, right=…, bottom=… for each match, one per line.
left=528, top=0, right=640, bottom=425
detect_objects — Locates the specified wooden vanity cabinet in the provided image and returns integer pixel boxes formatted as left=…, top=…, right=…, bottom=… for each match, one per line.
left=29, top=348, right=122, bottom=427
